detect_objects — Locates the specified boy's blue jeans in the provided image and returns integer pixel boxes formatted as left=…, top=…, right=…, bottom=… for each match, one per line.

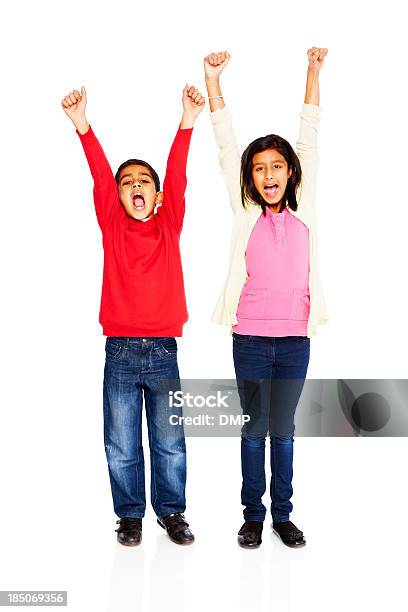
left=103, top=336, right=186, bottom=519
left=232, top=333, right=310, bottom=523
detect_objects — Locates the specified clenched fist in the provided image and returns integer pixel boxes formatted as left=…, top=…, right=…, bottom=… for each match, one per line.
left=204, top=51, right=231, bottom=80
left=61, top=86, right=89, bottom=134
left=180, top=84, right=205, bottom=128
left=307, top=47, right=328, bottom=72
left=183, top=85, right=205, bottom=117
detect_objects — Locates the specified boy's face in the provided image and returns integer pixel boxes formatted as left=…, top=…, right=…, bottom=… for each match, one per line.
left=118, top=164, right=163, bottom=221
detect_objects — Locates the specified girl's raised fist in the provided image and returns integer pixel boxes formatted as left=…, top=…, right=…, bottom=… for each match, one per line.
left=204, top=51, right=231, bottom=80
left=307, top=47, right=328, bottom=72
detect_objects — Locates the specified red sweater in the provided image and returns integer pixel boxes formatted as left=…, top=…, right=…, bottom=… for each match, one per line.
left=77, top=125, right=193, bottom=337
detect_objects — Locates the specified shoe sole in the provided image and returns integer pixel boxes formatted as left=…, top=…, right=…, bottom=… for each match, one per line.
left=157, top=519, right=195, bottom=545
left=238, top=539, right=262, bottom=549
left=272, top=529, right=306, bottom=548
left=117, top=538, right=142, bottom=547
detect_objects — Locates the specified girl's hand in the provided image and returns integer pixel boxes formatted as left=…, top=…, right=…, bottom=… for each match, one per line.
left=204, top=51, right=231, bottom=80
left=61, top=86, right=89, bottom=132
left=181, top=85, right=205, bottom=124
left=307, top=47, right=328, bottom=72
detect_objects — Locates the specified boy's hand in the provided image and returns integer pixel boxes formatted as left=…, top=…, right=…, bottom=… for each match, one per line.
left=307, top=47, right=328, bottom=73
left=204, top=51, right=231, bottom=81
left=180, top=85, right=205, bottom=128
left=61, top=86, right=89, bottom=134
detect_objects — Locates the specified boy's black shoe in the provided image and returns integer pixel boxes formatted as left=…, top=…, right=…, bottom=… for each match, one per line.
left=273, top=520, right=306, bottom=547
left=157, top=512, right=195, bottom=545
left=237, top=521, right=263, bottom=548
left=115, top=517, right=142, bottom=546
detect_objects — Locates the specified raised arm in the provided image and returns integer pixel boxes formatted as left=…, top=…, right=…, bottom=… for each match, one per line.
left=296, top=48, right=328, bottom=218
left=161, top=84, right=205, bottom=233
left=61, top=87, right=121, bottom=231
left=204, top=52, right=242, bottom=214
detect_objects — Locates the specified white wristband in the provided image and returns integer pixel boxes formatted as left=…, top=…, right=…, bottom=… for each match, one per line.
left=208, top=95, right=224, bottom=99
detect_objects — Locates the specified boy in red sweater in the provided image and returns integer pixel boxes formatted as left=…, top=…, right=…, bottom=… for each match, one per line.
left=61, top=84, right=204, bottom=546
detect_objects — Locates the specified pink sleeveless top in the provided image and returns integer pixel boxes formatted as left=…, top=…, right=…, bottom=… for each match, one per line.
left=233, top=206, right=310, bottom=337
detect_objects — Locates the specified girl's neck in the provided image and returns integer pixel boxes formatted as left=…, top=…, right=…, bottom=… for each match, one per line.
left=266, top=202, right=284, bottom=214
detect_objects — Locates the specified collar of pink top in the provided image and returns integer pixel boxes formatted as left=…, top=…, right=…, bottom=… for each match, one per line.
left=265, top=205, right=287, bottom=224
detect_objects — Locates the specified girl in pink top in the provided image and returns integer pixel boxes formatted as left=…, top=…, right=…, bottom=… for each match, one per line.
left=204, top=47, right=328, bottom=549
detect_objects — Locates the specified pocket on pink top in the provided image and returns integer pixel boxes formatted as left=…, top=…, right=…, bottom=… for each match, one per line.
left=237, top=287, right=267, bottom=318
left=289, top=288, right=310, bottom=321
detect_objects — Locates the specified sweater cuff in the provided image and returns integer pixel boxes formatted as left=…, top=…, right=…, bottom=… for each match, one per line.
left=210, top=106, right=230, bottom=125
left=301, top=103, right=320, bottom=116
left=76, top=124, right=93, bottom=139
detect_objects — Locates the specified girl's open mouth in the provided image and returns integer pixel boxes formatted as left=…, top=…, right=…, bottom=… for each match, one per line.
left=132, top=193, right=145, bottom=210
left=264, top=184, right=279, bottom=198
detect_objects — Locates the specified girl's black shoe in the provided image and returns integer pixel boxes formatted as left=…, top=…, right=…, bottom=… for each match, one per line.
left=237, top=521, right=263, bottom=548
left=273, top=520, right=306, bottom=547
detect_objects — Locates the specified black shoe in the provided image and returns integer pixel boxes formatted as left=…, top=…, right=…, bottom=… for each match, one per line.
left=157, top=513, right=195, bottom=545
left=115, top=517, right=142, bottom=546
left=273, top=520, right=306, bottom=548
left=238, top=521, right=263, bottom=548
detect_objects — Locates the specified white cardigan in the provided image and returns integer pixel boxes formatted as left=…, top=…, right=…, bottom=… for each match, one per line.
left=210, top=103, right=329, bottom=337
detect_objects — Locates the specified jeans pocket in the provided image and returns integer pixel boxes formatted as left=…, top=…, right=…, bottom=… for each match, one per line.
left=105, top=338, right=123, bottom=360
left=232, top=333, right=253, bottom=344
left=155, top=338, right=178, bottom=359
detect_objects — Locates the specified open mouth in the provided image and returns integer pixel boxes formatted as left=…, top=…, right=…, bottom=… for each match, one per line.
left=132, top=193, right=145, bottom=210
left=264, top=184, right=279, bottom=198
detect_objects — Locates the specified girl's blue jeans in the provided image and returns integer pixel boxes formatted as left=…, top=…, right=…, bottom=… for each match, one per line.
left=232, top=333, right=310, bottom=523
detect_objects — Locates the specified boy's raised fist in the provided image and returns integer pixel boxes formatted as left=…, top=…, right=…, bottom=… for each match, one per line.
left=204, top=51, right=231, bottom=80
left=61, top=86, right=88, bottom=132
left=182, top=85, right=205, bottom=118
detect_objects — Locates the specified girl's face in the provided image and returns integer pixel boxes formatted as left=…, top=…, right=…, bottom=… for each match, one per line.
left=251, top=148, right=292, bottom=210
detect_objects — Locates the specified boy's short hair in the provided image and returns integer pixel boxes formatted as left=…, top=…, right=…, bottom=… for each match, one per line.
left=115, top=159, right=161, bottom=192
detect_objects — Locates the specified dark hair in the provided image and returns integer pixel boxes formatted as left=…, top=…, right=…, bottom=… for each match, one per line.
left=240, top=134, right=302, bottom=214
left=114, top=159, right=160, bottom=192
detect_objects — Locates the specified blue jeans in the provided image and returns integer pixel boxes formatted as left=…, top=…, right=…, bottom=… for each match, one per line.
left=232, top=333, right=310, bottom=523
left=103, top=336, right=186, bottom=519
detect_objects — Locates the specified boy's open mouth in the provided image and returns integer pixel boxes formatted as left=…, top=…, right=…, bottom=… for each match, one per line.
left=132, top=193, right=145, bottom=210
left=264, top=184, right=279, bottom=198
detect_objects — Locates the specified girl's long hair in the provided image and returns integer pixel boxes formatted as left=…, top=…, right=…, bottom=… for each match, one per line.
left=240, top=135, right=302, bottom=215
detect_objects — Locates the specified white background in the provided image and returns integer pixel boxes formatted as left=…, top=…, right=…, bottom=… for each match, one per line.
left=1, top=0, right=408, bottom=610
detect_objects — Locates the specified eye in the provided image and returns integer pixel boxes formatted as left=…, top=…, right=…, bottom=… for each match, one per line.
left=255, top=167, right=263, bottom=172
left=141, top=179, right=150, bottom=184
left=122, top=180, right=132, bottom=185
left=273, top=164, right=282, bottom=169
